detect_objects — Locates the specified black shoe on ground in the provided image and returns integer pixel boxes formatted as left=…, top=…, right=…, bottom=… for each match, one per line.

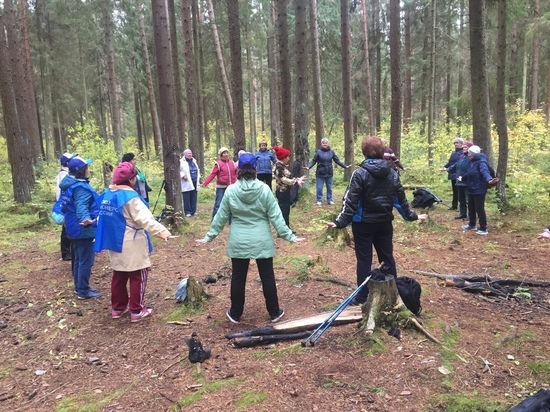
left=226, top=310, right=240, bottom=324
left=448, top=206, right=457, bottom=210
left=454, top=215, right=467, bottom=219
left=271, top=309, right=285, bottom=323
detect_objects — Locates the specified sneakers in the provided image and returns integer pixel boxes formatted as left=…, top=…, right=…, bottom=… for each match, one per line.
left=77, top=290, right=102, bottom=300
left=186, top=213, right=192, bottom=217
left=328, top=201, right=334, bottom=205
left=461, top=225, right=477, bottom=231
left=476, top=229, right=489, bottom=235
left=316, top=202, right=322, bottom=206
left=111, top=308, right=128, bottom=319
left=226, top=310, right=240, bottom=324
left=270, top=309, right=285, bottom=323
left=130, top=308, right=153, bottom=322
left=454, top=215, right=467, bottom=220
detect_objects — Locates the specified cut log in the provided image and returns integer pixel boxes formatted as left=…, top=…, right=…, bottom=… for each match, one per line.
left=226, top=306, right=362, bottom=339
left=361, top=275, right=401, bottom=334
left=412, top=270, right=550, bottom=287
left=232, top=332, right=311, bottom=348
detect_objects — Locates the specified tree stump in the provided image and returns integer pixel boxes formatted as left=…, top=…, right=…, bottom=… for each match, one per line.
left=186, top=276, right=208, bottom=304
left=361, top=275, right=403, bottom=334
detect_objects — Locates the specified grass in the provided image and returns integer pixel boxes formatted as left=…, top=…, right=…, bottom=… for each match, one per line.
left=426, top=392, right=508, bottom=412
left=173, top=378, right=242, bottom=409
left=164, top=301, right=206, bottom=322
left=55, top=385, right=132, bottom=412
left=235, top=391, right=268, bottom=409
left=526, top=361, right=550, bottom=380
left=253, top=343, right=306, bottom=360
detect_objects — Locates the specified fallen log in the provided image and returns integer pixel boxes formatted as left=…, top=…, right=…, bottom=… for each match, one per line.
left=232, top=332, right=311, bottom=348
left=225, top=306, right=363, bottom=339
left=411, top=270, right=550, bottom=287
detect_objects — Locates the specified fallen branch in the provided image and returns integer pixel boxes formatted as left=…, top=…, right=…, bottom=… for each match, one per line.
left=232, top=332, right=311, bottom=348
left=410, top=270, right=550, bottom=287
left=313, top=276, right=354, bottom=288
left=409, top=318, right=442, bottom=345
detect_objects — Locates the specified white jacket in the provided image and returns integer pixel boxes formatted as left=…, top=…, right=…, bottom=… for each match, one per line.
left=179, top=157, right=201, bottom=192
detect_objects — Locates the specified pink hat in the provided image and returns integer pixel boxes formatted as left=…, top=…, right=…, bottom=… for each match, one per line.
left=112, top=162, right=137, bottom=184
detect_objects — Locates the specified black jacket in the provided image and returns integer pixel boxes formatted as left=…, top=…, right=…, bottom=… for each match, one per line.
left=334, top=158, right=417, bottom=227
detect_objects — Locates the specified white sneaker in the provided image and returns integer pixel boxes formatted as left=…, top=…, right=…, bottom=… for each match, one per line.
left=476, top=229, right=488, bottom=235
left=328, top=201, right=334, bottom=205
left=316, top=202, right=322, bottom=206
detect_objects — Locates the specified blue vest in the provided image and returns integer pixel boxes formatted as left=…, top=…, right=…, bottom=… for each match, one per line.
left=94, top=189, right=152, bottom=253
left=62, top=181, right=99, bottom=239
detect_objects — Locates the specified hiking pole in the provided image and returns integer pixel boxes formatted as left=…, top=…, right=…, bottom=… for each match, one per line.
left=301, top=274, right=373, bottom=347
left=151, top=180, right=165, bottom=216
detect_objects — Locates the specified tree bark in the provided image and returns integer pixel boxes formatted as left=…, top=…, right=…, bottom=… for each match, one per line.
left=192, top=0, right=205, bottom=169
left=372, top=0, right=381, bottom=133
left=267, top=2, right=280, bottom=146
left=309, top=0, right=325, bottom=146
left=138, top=2, right=162, bottom=157
left=276, top=0, right=293, bottom=152
left=341, top=0, right=354, bottom=181
left=168, top=0, right=186, bottom=150
left=103, top=0, right=123, bottom=154
left=361, top=0, right=375, bottom=136
left=469, top=0, right=493, bottom=163
left=206, top=0, right=234, bottom=126
left=389, top=0, right=402, bottom=158
left=152, top=0, right=184, bottom=224
left=227, top=0, right=246, bottom=155
left=0, top=14, right=33, bottom=203
left=361, top=276, right=400, bottom=334
left=402, top=5, right=411, bottom=134
left=427, top=0, right=436, bottom=167
left=293, top=0, right=309, bottom=168
left=529, top=0, right=540, bottom=110
left=495, top=0, right=508, bottom=207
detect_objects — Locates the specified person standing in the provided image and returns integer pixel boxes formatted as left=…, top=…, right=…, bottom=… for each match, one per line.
left=196, top=153, right=304, bottom=323
left=95, top=162, right=171, bottom=322
left=325, top=137, right=426, bottom=305
left=255, top=141, right=276, bottom=188
left=381, top=138, right=407, bottom=172
left=445, top=141, right=472, bottom=219
left=59, top=155, right=101, bottom=299
left=440, top=138, right=464, bottom=210
left=305, top=138, right=350, bottom=206
left=459, top=145, right=497, bottom=235
left=56, top=152, right=74, bottom=261
left=121, top=153, right=152, bottom=203
left=272, top=146, right=305, bottom=232
left=180, top=149, right=201, bottom=217
left=202, top=147, right=237, bottom=219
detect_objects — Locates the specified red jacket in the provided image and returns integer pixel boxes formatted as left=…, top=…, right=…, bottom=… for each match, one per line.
left=203, top=159, right=237, bottom=188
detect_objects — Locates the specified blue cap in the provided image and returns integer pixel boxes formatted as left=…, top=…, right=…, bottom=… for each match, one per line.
left=68, top=155, right=93, bottom=173
left=238, top=153, right=257, bottom=170
left=60, top=152, right=74, bottom=165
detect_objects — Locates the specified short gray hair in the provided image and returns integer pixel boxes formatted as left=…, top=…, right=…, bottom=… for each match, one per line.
left=321, top=138, right=329, bottom=144
left=453, top=137, right=464, bottom=144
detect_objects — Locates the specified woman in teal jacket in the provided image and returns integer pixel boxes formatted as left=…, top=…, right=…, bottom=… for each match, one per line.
left=197, top=153, right=304, bottom=324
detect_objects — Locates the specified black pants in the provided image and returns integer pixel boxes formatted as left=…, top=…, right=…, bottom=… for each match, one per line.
left=352, top=221, right=396, bottom=303
left=451, top=179, right=458, bottom=209
left=229, top=258, right=280, bottom=320
left=467, top=193, right=487, bottom=231
left=257, top=173, right=273, bottom=189
left=61, top=225, right=72, bottom=260
left=276, top=189, right=291, bottom=228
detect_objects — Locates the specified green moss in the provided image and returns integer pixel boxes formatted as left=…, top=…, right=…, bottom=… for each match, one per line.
left=235, top=391, right=268, bottom=409
left=173, top=378, right=242, bottom=409
left=164, top=301, right=206, bottom=322
left=527, top=361, right=550, bottom=380
left=55, top=386, right=131, bottom=412
left=426, top=392, right=508, bottom=412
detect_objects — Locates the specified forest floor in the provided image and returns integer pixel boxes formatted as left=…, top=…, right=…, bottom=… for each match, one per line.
left=1, top=188, right=550, bottom=412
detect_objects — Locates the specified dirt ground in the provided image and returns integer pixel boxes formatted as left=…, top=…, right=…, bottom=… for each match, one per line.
left=1, top=194, right=549, bottom=411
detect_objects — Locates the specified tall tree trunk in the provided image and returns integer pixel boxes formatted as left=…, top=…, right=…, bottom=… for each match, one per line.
left=309, top=0, right=325, bottom=146
left=294, top=0, right=309, bottom=168
left=227, top=0, right=246, bottom=155
left=373, top=0, right=381, bottom=132
left=457, top=0, right=465, bottom=120
left=206, top=0, right=234, bottom=126
left=151, top=0, right=184, bottom=224
left=103, top=0, right=123, bottom=154
left=495, top=0, right=508, bottom=207
left=18, top=0, right=42, bottom=159
left=138, top=3, right=162, bottom=157
left=192, top=0, right=205, bottom=169
left=445, top=1, right=452, bottom=126
left=168, top=0, right=186, bottom=149
left=529, top=0, right=540, bottom=110
left=420, top=6, right=429, bottom=135
left=389, top=0, right=402, bottom=158
left=276, top=0, right=293, bottom=152
left=427, top=0, right=436, bottom=167
left=361, top=0, right=375, bottom=136
left=402, top=5, right=411, bottom=133
left=0, top=14, right=34, bottom=203
left=341, top=0, right=354, bottom=180
left=36, top=0, right=51, bottom=160
left=469, top=0, right=493, bottom=163
left=267, top=3, right=281, bottom=146
left=133, top=67, right=144, bottom=153
left=181, top=0, right=199, bottom=160
left=508, top=22, right=518, bottom=103
left=247, top=43, right=257, bottom=151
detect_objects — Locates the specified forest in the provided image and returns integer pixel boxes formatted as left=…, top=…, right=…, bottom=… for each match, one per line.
left=0, top=0, right=549, bottom=217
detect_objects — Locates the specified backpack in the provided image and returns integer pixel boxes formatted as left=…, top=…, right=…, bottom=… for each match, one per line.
left=411, top=188, right=441, bottom=209
left=396, top=276, right=422, bottom=315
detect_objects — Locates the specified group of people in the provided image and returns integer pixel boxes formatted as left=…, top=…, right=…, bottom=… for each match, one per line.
left=441, top=138, right=498, bottom=235
left=54, top=152, right=170, bottom=322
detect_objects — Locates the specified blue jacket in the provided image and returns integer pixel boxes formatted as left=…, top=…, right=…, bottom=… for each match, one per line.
left=463, top=153, right=493, bottom=195
left=308, top=148, right=347, bottom=178
left=444, top=148, right=464, bottom=180
left=446, top=154, right=469, bottom=187
left=255, top=149, right=276, bottom=174
left=58, top=175, right=99, bottom=239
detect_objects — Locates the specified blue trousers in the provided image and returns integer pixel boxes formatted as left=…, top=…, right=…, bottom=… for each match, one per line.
left=72, top=238, right=96, bottom=295
left=212, top=187, right=226, bottom=219
left=183, top=189, right=198, bottom=215
left=351, top=221, right=396, bottom=303
left=316, top=176, right=333, bottom=203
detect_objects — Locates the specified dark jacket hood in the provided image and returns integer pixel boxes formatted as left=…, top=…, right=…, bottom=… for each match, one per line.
left=360, top=158, right=392, bottom=179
